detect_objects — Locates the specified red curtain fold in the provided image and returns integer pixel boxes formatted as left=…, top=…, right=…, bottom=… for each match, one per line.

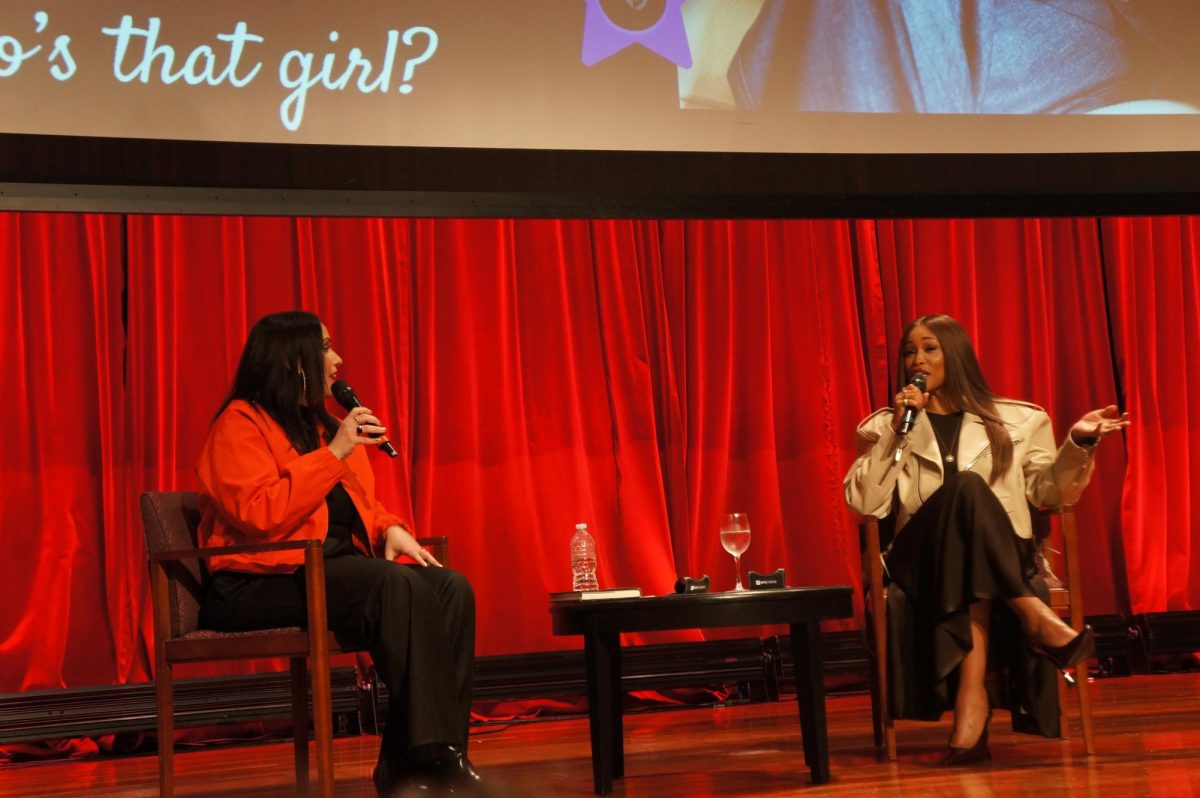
left=407, top=219, right=689, bottom=650
left=1, top=211, right=1195, bottom=715
left=0, top=212, right=135, bottom=691
left=659, top=220, right=870, bottom=628
left=123, top=215, right=419, bottom=679
left=1102, top=217, right=1200, bottom=613
left=870, top=218, right=1128, bottom=613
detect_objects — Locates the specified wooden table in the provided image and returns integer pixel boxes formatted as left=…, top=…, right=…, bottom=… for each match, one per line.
left=549, top=586, right=854, bottom=795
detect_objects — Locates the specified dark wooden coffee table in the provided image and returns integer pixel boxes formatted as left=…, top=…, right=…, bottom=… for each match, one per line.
left=550, top=586, right=854, bottom=794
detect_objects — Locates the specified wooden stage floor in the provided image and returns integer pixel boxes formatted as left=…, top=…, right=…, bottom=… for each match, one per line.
left=3, top=673, right=1199, bottom=797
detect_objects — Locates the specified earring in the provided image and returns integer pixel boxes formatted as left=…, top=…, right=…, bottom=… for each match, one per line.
left=300, top=369, right=308, bottom=394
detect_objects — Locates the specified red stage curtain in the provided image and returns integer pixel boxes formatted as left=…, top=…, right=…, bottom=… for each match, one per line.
left=656, top=220, right=869, bottom=628
left=405, top=219, right=692, bottom=650
left=0, top=213, right=141, bottom=692
left=122, top=217, right=871, bottom=654
left=1102, top=217, right=1200, bottom=613
left=0, top=211, right=1193, bottom=717
left=867, top=218, right=1128, bottom=614
left=122, top=215, right=421, bottom=678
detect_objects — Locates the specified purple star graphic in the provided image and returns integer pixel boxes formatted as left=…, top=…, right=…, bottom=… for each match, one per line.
left=581, top=0, right=693, bottom=68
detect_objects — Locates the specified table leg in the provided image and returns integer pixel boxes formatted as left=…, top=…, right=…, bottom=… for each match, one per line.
left=584, top=626, right=622, bottom=795
left=790, top=620, right=831, bottom=784
left=610, top=635, right=624, bottom=779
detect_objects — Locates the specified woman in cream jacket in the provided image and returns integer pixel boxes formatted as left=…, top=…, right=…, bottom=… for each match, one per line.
left=844, top=314, right=1128, bottom=764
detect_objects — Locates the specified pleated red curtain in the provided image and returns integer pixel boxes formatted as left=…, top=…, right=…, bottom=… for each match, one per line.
left=406, top=219, right=693, bottom=650
left=1101, top=217, right=1200, bottom=613
left=121, top=215, right=421, bottom=679
left=657, top=220, right=869, bottom=626
left=0, top=213, right=137, bottom=692
left=122, top=217, right=873, bottom=654
left=3, top=210, right=1199, bottom=717
left=867, top=218, right=1129, bottom=613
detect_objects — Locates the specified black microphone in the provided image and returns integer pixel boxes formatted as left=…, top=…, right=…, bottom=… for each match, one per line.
left=331, top=380, right=399, bottom=458
left=896, top=372, right=927, bottom=437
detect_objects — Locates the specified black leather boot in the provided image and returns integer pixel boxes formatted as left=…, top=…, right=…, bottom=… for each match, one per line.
left=406, top=743, right=482, bottom=792
left=373, top=754, right=415, bottom=795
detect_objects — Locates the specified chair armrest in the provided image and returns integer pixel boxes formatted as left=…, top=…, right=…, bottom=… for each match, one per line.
left=1034, top=506, right=1085, bottom=627
left=152, top=532, right=446, bottom=564
left=415, top=535, right=449, bottom=566
left=1035, top=504, right=1075, bottom=518
left=154, top=536, right=448, bottom=565
left=150, top=539, right=320, bottom=563
left=859, top=517, right=887, bottom=593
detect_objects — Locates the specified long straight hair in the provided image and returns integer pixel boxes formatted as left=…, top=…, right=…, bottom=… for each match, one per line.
left=898, top=314, right=1013, bottom=483
left=217, top=311, right=339, bottom=453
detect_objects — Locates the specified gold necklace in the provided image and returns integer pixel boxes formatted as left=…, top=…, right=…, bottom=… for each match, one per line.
left=929, top=413, right=963, bottom=464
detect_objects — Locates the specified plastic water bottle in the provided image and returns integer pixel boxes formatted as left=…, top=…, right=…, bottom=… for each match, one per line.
left=570, top=523, right=599, bottom=592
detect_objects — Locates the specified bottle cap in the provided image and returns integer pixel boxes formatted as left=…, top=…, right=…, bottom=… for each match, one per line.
left=575, top=523, right=588, bottom=531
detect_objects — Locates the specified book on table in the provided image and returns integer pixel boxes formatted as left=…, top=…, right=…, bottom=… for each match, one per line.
left=549, top=587, right=643, bottom=602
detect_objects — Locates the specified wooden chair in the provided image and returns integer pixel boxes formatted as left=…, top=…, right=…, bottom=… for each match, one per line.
left=1035, top=506, right=1097, bottom=755
left=860, top=505, right=1095, bottom=761
left=141, top=491, right=448, bottom=797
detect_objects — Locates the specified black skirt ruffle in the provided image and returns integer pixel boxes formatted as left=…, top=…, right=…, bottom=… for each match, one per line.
left=882, top=471, right=1061, bottom=737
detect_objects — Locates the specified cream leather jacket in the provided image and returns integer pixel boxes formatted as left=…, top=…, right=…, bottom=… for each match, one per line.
left=844, top=399, right=1096, bottom=539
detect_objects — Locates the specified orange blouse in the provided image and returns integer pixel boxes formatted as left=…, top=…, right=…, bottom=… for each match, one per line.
left=195, top=399, right=408, bottom=574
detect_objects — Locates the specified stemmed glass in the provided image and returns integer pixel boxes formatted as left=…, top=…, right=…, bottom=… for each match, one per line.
left=720, top=513, right=752, bottom=592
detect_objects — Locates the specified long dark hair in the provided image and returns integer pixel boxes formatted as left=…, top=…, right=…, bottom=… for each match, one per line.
left=898, top=314, right=1013, bottom=483
left=217, top=311, right=339, bottom=453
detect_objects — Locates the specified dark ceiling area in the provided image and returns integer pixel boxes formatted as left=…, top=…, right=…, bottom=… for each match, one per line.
left=2, top=133, right=1198, bottom=218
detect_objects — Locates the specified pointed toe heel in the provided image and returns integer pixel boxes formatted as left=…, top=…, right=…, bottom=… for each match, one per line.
left=943, top=712, right=991, bottom=766
left=943, top=743, right=991, bottom=766
left=1038, top=625, right=1095, bottom=670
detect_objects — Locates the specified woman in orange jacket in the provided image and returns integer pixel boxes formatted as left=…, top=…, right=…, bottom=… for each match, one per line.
left=195, top=310, right=478, bottom=794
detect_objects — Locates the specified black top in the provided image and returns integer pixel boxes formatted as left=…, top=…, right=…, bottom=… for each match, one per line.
left=927, top=411, right=964, bottom=477
left=324, top=483, right=365, bottom=558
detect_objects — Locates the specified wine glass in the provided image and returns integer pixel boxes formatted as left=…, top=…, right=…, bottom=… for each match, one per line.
left=720, top=513, right=752, bottom=592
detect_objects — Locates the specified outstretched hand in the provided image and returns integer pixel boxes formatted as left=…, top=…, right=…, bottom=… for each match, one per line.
left=1070, top=404, right=1131, bottom=445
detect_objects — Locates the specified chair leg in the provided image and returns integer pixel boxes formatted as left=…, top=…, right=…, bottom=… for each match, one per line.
left=1057, top=506, right=1095, bottom=755
left=155, top=662, right=175, bottom=798
left=311, top=653, right=336, bottom=798
left=1057, top=669, right=1070, bottom=740
left=291, top=657, right=310, bottom=791
left=354, top=653, right=378, bottom=736
left=876, top=642, right=896, bottom=759
left=863, top=519, right=896, bottom=761
left=1075, top=663, right=1096, bottom=755
left=868, top=649, right=884, bottom=748
left=871, top=597, right=895, bottom=760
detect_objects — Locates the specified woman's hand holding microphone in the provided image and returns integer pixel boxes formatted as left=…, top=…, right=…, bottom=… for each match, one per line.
left=329, top=407, right=386, bottom=460
left=892, top=374, right=929, bottom=434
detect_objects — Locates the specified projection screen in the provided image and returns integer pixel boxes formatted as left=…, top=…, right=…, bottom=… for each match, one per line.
left=2, top=0, right=1199, bottom=155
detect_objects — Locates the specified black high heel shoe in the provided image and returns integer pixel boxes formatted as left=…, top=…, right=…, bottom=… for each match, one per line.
left=943, top=711, right=991, bottom=766
left=1036, top=625, right=1095, bottom=670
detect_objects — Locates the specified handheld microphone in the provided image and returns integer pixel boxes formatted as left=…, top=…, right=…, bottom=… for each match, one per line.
left=331, top=380, right=399, bottom=458
left=897, top=372, right=927, bottom=437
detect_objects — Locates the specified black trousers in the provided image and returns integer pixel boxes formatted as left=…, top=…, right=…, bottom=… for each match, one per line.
left=883, top=471, right=1059, bottom=736
left=200, top=556, right=475, bottom=757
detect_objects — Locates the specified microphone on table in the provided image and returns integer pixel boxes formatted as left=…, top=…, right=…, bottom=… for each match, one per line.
left=331, top=380, right=399, bottom=458
left=896, top=372, right=927, bottom=437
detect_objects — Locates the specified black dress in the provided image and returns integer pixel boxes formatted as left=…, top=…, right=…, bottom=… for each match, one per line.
left=881, top=412, right=1060, bottom=737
